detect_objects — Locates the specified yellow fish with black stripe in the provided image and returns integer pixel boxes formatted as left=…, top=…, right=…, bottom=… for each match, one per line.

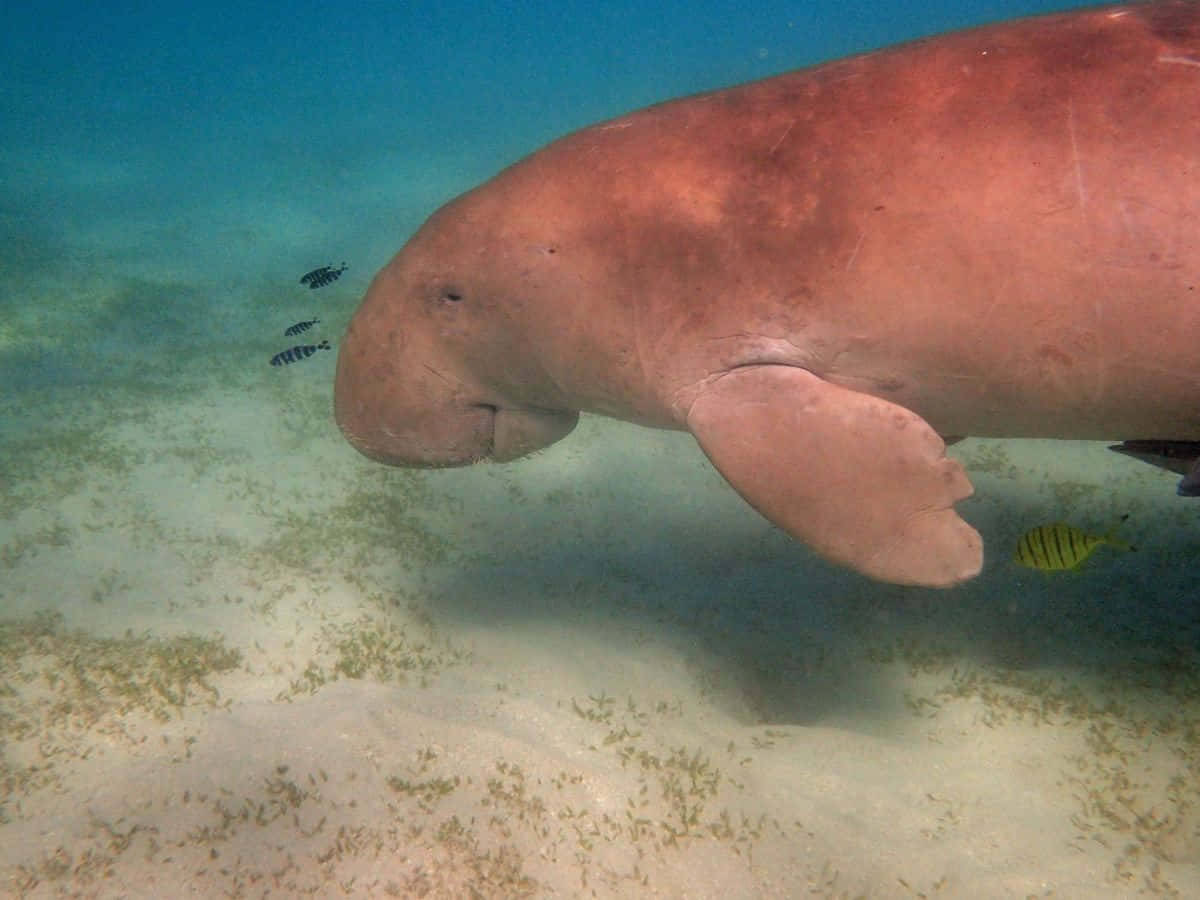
left=1013, top=518, right=1134, bottom=572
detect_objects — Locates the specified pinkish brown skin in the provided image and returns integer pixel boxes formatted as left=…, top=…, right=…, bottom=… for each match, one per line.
left=335, top=2, right=1200, bottom=586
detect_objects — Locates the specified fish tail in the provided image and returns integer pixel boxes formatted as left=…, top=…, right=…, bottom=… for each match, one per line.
left=1101, top=534, right=1135, bottom=553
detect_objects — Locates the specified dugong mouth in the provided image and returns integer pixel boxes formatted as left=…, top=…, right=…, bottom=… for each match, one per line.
left=337, top=399, right=579, bottom=468
left=487, top=404, right=580, bottom=463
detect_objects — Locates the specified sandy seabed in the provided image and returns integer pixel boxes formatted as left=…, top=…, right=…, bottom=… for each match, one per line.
left=2, top=330, right=1200, bottom=899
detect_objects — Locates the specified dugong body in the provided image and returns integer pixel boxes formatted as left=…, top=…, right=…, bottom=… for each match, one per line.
left=335, top=1, right=1200, bottom=587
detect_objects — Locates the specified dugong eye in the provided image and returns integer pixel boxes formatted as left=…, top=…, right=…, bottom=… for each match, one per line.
left=441, top=291, right=463, bottom=303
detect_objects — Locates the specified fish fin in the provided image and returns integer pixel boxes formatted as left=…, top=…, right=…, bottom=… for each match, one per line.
left=1066, top=553, right=1092, bottom=570
left=686, top=365, right=981, bottom=587
left=1103, top=515, right=1135, bottom=552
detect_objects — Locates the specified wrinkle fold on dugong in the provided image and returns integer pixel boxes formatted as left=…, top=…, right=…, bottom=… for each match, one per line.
left=335, top=1, right=1200, bottom=587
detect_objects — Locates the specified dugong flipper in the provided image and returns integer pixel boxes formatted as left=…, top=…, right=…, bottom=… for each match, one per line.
left=688, top=367, right=981, bottom=585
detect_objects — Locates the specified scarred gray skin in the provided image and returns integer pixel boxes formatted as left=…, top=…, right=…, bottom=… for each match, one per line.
left=335, top=1, right=1200, bottom=587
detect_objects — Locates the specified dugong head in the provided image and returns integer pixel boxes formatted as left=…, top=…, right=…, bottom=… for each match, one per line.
left=333, top=194, right=581, bottom=468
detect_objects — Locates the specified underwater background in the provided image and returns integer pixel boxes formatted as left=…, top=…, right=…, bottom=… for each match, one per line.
left=3, top=0, right=1199, bottom=896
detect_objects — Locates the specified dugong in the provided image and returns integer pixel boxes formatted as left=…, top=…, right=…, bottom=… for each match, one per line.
left=334, top=1, right=1200, bottom=587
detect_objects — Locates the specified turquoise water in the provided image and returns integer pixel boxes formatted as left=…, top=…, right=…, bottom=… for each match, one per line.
left=3, top=1, right=1199, bottom=896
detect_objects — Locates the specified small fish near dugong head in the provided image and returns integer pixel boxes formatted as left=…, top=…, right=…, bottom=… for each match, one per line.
left=335, top=1, right=1200, bottom=588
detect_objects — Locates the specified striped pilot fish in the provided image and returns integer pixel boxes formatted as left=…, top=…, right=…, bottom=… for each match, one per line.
left=1013, top=518, right=1133, bottom=572
left=284, top=318, right=320, bottom=337
left=300, top=263, right=348, bottom=289
left=270, top=340, right=331, bottom=367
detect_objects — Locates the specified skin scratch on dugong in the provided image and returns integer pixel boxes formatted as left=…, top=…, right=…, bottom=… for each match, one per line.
left=1158, top=55, right=1200, bottom=67
left=1066, top=102, right=1087, bottom=225
left=845, top=232, right=866, bottom=273
left=768, top=119, right=797, bottom=155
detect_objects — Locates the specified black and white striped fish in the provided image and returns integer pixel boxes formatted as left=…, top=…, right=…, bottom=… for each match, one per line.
left=300, top=263, right=347, bottom=289
left=284, top=318, right=320, bottom=337
left=270, top=340, right=331, bottom=367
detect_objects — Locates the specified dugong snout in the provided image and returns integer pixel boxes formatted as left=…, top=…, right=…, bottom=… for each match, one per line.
left=334, top=325, right=579, bottom=467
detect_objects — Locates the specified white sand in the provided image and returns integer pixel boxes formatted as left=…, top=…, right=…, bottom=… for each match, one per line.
left=2, top=354, right=1199, bottom=898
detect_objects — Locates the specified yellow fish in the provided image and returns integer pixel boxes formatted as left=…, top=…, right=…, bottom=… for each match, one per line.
left=1013, top=520, right=1132, bottom=572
